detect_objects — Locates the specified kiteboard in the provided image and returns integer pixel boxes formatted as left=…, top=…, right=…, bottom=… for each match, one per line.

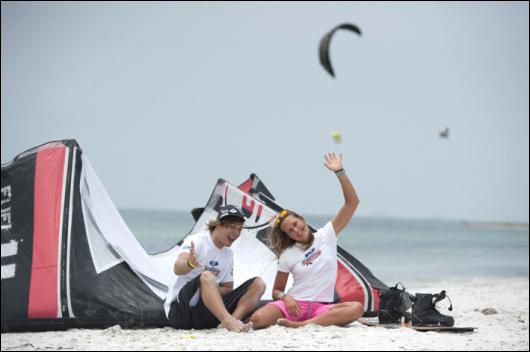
left=358, top=318, right=476, bottom=333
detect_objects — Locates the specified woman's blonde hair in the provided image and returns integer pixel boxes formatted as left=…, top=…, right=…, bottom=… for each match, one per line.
left=268, top=209, right=313, bottom=257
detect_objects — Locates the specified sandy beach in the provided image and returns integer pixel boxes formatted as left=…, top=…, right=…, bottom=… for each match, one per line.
left=2, top=277, right=528, bottom=351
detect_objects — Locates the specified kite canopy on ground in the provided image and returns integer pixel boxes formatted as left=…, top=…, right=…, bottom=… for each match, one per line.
left=1, top=139, right=388, bottom=332
left=319, top=23, right=362, bottom=78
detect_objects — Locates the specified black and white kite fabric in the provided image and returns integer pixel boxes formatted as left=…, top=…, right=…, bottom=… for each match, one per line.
left=1, top=140, right=387, bottom=331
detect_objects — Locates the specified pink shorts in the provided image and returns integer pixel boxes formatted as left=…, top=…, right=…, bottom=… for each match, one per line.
left=268, top=300, right=336, bottom=321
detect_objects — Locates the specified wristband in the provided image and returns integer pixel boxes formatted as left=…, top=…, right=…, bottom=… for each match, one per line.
left=278, top=292, right=286, bottom=300
left=187, top=258, right=199, bottom=269
left=335, top=168, right=346, bottom=177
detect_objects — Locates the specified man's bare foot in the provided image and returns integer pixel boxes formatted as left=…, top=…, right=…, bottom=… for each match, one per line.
left=277, top=318, right=306, bottom=328
left=239, top=322, right=253, bottom=332
left=218, top=319, right=253, bottom=332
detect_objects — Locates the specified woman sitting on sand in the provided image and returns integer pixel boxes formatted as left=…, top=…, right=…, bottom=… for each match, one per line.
left=249, top=153, right=364, bottom=329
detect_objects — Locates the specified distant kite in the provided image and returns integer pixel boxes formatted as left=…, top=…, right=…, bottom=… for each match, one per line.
left=439, top=127, right=450, bottom=139
left=319, top=23, right=362, bottom=78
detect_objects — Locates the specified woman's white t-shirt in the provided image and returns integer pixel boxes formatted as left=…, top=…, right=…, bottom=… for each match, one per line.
left=277, top=221, right=337, bottom=303
left=164, top=230, right=234, bottom=317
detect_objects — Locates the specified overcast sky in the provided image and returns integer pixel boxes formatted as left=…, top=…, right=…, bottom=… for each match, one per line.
left=2, top=2, right=528, bottom=222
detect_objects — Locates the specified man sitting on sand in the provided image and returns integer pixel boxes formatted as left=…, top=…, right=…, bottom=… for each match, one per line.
left=164, top=205, right=266, bottom=332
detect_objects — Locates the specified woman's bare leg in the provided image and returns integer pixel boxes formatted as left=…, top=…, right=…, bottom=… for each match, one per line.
left=278, top=302, right=363, bottom=328
left=249, top=304, right=285, bottom=329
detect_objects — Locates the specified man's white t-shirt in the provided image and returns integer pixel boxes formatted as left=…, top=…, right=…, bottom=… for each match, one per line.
left=277, top=221, right=337, bottom=303
left=164, top=230, right=234, bottom=318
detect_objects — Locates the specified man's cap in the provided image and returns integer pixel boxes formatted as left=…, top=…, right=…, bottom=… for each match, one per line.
left=217, top=205, right=246, bottom=222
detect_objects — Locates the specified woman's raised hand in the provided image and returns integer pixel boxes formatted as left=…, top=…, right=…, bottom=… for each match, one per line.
left=323, top=152, right=343, bottom=172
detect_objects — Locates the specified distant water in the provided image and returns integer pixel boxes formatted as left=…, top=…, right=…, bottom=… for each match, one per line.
left=120, top=209, right=529, bottom=284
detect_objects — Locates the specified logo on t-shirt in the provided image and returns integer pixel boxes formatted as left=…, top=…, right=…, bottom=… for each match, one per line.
left=302, top=248, right=322, bottom=266
left=205, top=260, right=221, bottom=276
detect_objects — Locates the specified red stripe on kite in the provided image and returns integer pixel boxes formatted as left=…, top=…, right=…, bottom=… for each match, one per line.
left=335, top=261, right=366, bottom=305
left=238, top=177, right=252, bottom=193
left=28, top=145, right=66, bottom=318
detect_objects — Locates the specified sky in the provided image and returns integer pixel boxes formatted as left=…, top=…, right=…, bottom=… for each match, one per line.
left=1, top=1, right=529, bottom=223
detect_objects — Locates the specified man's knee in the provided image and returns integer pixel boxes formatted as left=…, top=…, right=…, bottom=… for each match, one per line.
left=200, top=270, right=215, bottom=285
left=251, top=277, right=266, bottom=294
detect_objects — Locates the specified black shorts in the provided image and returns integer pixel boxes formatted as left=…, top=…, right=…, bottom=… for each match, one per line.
left=168, top=275, right=258, bottom=330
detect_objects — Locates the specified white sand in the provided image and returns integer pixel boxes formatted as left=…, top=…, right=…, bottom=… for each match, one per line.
left=2, top=277, right=528, bottom=351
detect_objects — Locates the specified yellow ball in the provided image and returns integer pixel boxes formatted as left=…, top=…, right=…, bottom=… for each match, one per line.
left=331, top=130, right=341, bottom=143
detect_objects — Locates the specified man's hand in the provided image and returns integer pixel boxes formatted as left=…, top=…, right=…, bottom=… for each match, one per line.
left=188, top=241, right=201, bottom=268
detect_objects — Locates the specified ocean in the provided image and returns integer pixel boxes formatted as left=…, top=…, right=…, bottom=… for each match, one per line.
left=120, top=209, right=529, bottom=285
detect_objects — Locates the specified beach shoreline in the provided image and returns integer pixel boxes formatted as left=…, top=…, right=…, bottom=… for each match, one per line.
left=462, top=221, right=529, bottom=231
left=2, top=276, right=528, bottom=351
